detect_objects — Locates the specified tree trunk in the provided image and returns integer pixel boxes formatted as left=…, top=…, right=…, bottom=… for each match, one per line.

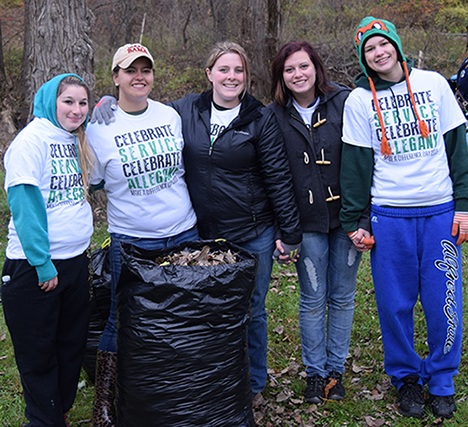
left=240, top=0, right=271, bottom=101
left=0, top=18, right=6, bottom=88
left=209, top=0, right=230, bottom=41
left=266, top=0, right=280, bottom=66
left=21, top=0, right=95, bottom=118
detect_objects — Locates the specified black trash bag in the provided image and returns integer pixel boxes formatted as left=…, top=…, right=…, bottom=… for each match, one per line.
left=116, top=240, right=258, bottom=427
left=82, top=243, right=112, bottom=382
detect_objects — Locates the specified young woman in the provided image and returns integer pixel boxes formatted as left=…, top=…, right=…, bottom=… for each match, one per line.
left=340, top=17, right=468, bottom=419
left=1, top=74, right=94, bottom=427
left=92, top=41, right=302, bottom=397
left=169, top=41, right=301, bottom=396
left=268, top=41, right=371, bottom=404
left=86, top=43, right=198, bottom=425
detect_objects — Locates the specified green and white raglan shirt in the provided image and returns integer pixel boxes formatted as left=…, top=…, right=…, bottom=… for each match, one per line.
left=4, top=117, right=93, bottom=265
left=87, top=99, right=197, bottom=238
left=342, top=68, right=467, bottom=208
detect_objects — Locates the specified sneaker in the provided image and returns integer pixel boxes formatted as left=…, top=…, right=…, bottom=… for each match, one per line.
left=428, top=394, right=456, bottom=419
left=398, top=375, right=425, bottom=418
left=326, top=371, right=346, bottom=400
left=304, top=374, right=325, bottom=403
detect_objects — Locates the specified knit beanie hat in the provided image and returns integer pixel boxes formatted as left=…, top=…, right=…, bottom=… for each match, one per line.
left=354, top=17, right=429, bottom=155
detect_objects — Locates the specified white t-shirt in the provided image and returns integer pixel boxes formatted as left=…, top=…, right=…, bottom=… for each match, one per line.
left=210, top=103, right=241, bottom=144
left=293, top=97, right=320, bottom=126
left=343, top=68, right=467, bottom=207
left=4, top=117, right=93, bottom=259
left=87, top=100, right=197, bottom=238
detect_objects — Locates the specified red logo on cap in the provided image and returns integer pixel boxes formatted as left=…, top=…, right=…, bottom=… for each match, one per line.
left=355, top=20, right=390, bottom=48
left=127, top=45, right=149, bottom=54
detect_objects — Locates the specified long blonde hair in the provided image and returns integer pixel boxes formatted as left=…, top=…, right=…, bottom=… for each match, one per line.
left=57, top=76, right=95, bottom=198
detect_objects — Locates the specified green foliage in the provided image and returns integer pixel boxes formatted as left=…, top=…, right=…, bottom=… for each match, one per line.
left=92, top=47, right=116, bottom=100
left=91, top=47, right=207, bottom=105
left=152, top=60, right=206, bottom=103
left=0, top=0, right=22, bottom=7
left=436, top=4, right=468, bottom=32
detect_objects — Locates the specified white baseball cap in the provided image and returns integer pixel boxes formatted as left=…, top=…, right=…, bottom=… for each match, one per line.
left=111, top=43, right=154, bottom=70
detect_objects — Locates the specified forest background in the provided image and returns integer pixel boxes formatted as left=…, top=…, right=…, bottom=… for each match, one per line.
left=1, top=0, right=468, bottom=133
left=1, top=0, right=468, bottom=426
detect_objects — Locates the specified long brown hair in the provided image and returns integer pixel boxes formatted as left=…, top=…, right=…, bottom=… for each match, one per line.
left=271, top=41, right=335, bottom=106
left=57, top=76, right=94, bottom=198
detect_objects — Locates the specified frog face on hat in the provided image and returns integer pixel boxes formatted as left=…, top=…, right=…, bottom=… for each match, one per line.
left=354, top=17, right=406, bottom=77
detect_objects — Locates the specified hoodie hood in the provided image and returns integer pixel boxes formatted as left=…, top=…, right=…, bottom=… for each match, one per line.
left=33, top=73, right=88, bottom=130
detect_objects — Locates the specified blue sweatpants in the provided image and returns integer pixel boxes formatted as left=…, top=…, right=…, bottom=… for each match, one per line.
left=370, top=201, right=463, bottom=396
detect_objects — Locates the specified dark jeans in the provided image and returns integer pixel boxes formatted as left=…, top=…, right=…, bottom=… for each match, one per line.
left=237, top=225, right=275, bottom=393
left=1, top=252, right=91, bottom=427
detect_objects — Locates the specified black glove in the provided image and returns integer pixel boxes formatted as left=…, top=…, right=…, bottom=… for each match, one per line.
left=272, top=242, right=301, bottom=264
left=90, top=95, right=118, bottom=125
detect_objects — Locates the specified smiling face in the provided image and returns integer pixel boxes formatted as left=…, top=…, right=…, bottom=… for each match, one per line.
left=113, top=57, right=154, bottom=111
left=206, top=52, right=245, bottom=109
left=363, top=35, right=403, bottom=82
left=56, top=84, right=89, bottom=132
left=283, top=50, right=317, bottom=107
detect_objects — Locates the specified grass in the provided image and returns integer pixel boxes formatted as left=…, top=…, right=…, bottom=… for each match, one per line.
left=259, top=257, right=468, bottom=426
left=0, top=178, right=467, bottom=425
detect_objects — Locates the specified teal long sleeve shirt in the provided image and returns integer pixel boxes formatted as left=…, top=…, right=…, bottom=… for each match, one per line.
left=7, top=184, right=58, bottom=282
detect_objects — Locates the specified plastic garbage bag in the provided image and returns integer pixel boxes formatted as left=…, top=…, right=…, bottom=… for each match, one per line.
left=82, top=241, right=112, bottom=382
left=116, top=240, right=258, bottom=427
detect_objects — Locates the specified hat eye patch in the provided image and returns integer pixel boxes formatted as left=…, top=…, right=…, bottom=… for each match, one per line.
left=355, top=19, right=391, bottom=47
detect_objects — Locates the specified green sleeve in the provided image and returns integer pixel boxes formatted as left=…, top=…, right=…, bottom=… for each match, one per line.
left=444, top=124, right=468, bottom=212
left=7, top=184, right=57, bottom=282
left=339, top=144, right=374, bottom=233
left=89, top=179, right=105, bottom=194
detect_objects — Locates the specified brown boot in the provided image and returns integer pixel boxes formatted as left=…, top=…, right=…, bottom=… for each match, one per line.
left=93, top=350, right=117, bottom=427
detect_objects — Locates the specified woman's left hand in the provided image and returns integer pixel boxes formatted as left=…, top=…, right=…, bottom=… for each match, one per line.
left=39, top=275, right=58, bottom=292
left=347, top=228, right=374, bottom=252
left=452, top=212, right=468, bottom=245
left=273, top=239, right=301, bottom=264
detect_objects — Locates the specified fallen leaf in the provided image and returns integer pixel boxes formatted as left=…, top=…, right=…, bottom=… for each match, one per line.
left=273, top=325, right=284, bottom=335
left=275, top=389, right=292, bottom=402
left=367, top=393, right=384, bottom=401
left=352, top=360, right=373, bottom=373
left=324, top=377, right=337, bottom=399
left=305, top=404, right=318, bottom=413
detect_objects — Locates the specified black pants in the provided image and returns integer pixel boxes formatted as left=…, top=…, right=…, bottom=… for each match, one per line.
left=1, top=252, right=91, bottom=427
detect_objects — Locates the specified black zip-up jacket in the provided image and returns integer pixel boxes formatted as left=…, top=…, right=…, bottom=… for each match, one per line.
left=268, top=82, right=368, bottom=233
left=169, top=90, right=302, bottom=245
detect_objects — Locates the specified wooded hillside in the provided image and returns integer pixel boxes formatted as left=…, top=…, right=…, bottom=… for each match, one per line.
left=0, top=0, right=468, bottom=138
